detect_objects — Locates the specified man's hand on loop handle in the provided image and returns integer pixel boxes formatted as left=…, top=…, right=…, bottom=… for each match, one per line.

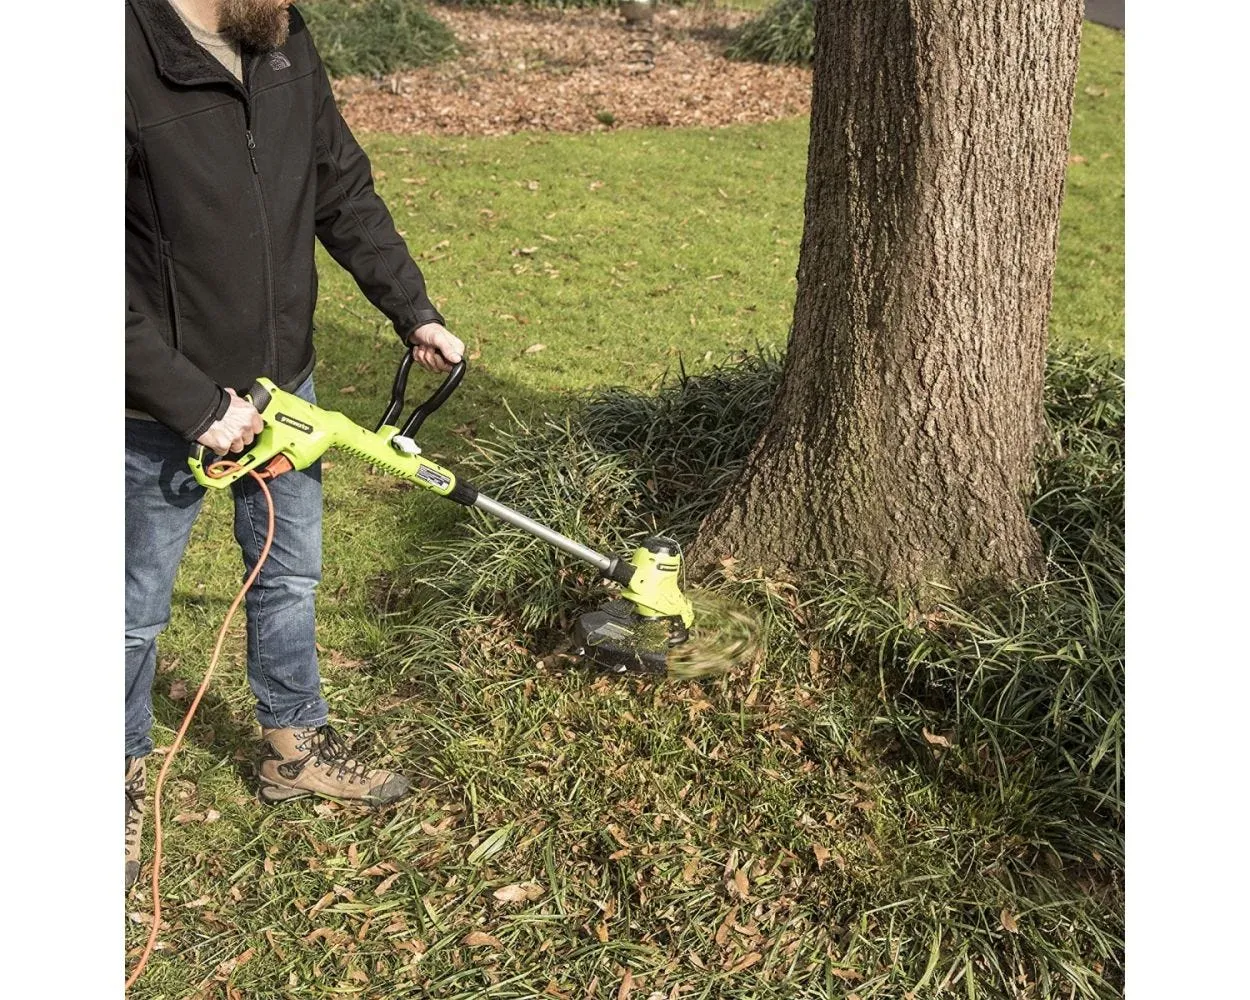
left=408, top=322, right=465, bottom=374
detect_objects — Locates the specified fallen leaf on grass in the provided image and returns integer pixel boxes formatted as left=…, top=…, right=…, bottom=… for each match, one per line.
left=339, top=385, right=357, bottom=394
left=303, top=927, right=350, bottom=947
left=1000, top=907, right=1019, bottom=933
left=168, top=679, right=188, bottom=700
left=729, top=951, right=762, bottom=973
left=308, top=890, right=337, bottom=917
left=214, top=948, right=255, bottom=980
left=595, top=921, right=609, bottom=943
left=463, top=930, right=504, bottom=949
left=617, top=969, right=634, bottom=1000
left=173, top=812, right=205, bottom=824
left=732, top=868, right=750, bottom=899
left=493, top=882, right=544, bottom=903
left=922, top=727, right=952, bottom=748
left=812, top=844, right=831, bottom=869
left=375, top=872, right=402, bottom=896
left=681, top=857, right=700, bottom=883
left=524, top=343, right=547, bottom=355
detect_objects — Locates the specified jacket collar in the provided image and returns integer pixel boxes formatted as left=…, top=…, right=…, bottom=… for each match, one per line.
left=129, top=0, right=256, bottom=93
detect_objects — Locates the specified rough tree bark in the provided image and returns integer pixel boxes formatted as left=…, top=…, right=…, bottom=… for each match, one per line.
left=692, top=0, right=1084, bottom=596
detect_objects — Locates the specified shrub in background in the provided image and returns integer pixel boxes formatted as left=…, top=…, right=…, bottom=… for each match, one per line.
left=725, top=0, right=814, bottom=67
left=301, top=0, right=459, bottom=77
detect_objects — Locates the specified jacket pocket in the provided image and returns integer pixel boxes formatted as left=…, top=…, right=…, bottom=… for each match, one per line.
left=159, top=239, right=183, bottom=351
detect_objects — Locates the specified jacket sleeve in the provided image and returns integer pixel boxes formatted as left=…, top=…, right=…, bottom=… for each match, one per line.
left=126, top=97, right=229, bottom=440
left=310, top=49, right=445, bottom=341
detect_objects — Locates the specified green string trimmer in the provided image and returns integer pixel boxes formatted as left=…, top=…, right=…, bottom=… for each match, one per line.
left=189, top=351, right=709, bottom=675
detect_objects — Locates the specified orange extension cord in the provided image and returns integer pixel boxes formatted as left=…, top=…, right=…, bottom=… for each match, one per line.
left=126, top=461, right=277, bottom=990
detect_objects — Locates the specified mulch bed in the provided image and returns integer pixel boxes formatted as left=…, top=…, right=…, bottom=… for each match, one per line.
left=334, top=5, right=813, bottom=136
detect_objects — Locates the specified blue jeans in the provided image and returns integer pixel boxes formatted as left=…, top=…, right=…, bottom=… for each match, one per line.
left=125, top=376, right=329, bottom=758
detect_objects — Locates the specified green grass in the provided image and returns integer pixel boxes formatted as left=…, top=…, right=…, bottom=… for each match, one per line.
left=128, top=24, right=1123, bottom=1000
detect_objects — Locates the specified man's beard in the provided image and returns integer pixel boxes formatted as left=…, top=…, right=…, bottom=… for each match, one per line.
left=218, top=0, right=290, bottom=52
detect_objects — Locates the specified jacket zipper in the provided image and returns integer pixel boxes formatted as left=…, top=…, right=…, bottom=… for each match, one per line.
left=243, top=96, right=278, bottom=378
left=160, top=239, right=183, bottom=351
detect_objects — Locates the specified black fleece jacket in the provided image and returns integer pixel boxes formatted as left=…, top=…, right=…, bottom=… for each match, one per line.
left=125, top=0, right=445, bottom=439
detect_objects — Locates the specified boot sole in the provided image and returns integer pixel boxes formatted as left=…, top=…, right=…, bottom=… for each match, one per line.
left=256, top=781, right=404, bottom=809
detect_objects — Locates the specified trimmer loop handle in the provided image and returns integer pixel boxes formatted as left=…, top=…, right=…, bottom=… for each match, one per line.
left=376, top=349, right=467, bottom=438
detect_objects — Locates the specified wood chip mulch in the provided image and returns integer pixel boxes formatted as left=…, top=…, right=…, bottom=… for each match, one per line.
left=334, top=6, right=813, bottom=136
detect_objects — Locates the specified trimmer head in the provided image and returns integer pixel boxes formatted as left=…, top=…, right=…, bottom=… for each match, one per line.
left=572, top=598, right=689, bottom=674
left=572, top=535, right=694, bottom=675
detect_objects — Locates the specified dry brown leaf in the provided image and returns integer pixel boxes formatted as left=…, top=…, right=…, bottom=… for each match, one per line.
left=922, top=727, right=952, bottom=748
left=463, top=930, right=504, bottom=949
left=308, top=890, right=336, bottom=917
left=375, top=872, right=402, bottom=896
left=339, top=385, right=357, bottom=394
left=732, top=868, right=750, bottom=899
left=494, top=882, right=544, bottom=903
left=1000, top=907, right=1020, bottom=933
left=168, top=679, right=188, bottom=700
left=303, top=927, right=347, bottom=946
left=524, top=342, right=547, bottom=354
left=812, top=844, right=831, bottom=869
left=830, top=967, right=862, bottom=982
left=730, top=951, right=762, bottom=973
left=681, top=857, right=700, bottom=883
left=595, top=921, right=609, bottom=943
left=616, top=970, right=634, bottom=1000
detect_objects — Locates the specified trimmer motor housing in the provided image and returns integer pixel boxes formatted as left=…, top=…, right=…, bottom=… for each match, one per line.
left=571, top=535, right=694, bottom=675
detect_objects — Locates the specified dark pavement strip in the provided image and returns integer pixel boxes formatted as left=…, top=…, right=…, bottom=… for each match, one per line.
left=1086, top=0, right=1125, bottom=30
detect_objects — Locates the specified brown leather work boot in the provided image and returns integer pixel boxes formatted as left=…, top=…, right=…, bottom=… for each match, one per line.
left=256, top=724, right=411, bottom=807
left=125, top=756, right=146, bottom=890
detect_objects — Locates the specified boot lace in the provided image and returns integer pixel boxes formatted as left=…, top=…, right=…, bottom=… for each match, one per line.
left=304, top=725, right=372, bottom=785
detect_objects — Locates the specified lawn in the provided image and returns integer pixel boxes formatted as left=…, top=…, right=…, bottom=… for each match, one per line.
left=129, top=22, right=1124, bottom=1000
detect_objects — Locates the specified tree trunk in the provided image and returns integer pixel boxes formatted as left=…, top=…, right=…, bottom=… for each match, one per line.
left=692, top=0, right=1084, bottom=597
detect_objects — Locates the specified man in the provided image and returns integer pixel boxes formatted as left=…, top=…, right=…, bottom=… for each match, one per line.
left=125, top=0, right=463, bottom=889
